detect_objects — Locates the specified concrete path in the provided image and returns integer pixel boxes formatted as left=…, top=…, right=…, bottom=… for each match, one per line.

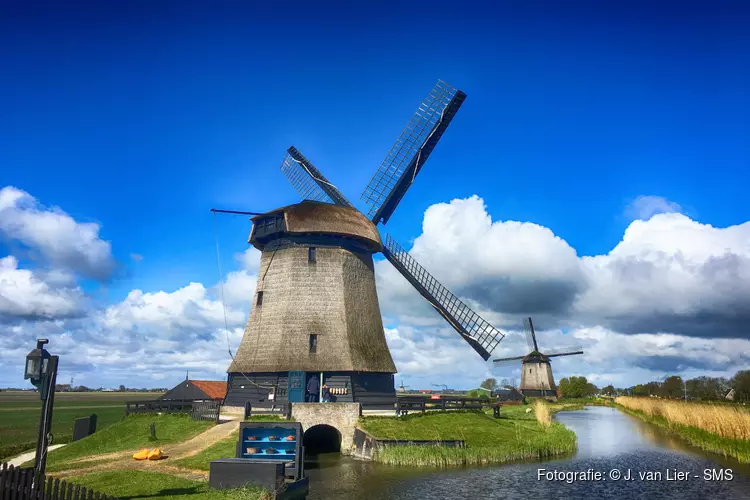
left=8, top=444, right=66, bottom=467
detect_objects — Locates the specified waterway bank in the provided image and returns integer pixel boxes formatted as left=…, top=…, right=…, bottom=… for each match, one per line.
left=615, top=396, right=750, bottom=463
left=306, top=406, right=750, bottom=500
left=358, top=404, right=577, bottom=467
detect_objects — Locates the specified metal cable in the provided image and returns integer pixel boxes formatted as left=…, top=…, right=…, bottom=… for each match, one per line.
left=212, top=212, right=274, bottom=391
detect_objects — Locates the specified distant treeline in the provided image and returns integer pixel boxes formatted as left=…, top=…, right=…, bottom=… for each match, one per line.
left=583, top=370, right=749, bottom=402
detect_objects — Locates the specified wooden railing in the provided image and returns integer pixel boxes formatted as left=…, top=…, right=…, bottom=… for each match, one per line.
left=0, top=462, right=117, bottom=500
left=125, top=399, right=222, bottom=423
left=395, top=396, right=492, bottom=415
left=243, top=402, right=292, bottom=419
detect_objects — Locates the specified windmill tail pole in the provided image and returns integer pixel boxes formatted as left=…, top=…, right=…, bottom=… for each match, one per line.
left=210, top=208, right=266, bottom=216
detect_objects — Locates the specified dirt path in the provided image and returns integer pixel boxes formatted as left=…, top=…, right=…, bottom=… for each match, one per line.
left=53, top=418, right=240, bottom=478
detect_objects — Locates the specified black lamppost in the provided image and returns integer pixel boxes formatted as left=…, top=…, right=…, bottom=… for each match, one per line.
left=24, top=339, right=59, bottom=475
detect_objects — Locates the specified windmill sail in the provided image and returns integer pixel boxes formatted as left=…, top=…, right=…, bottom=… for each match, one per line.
left=280, top=147, right=354, bottom=207
left=545, top=347, right=584, bottom=357
left=522, top=317, right=536, bottom=352
left=383, top=234, right=504, bottom=360
left=279, top=84, right=505, bottom=362
left=361, top=80, right=466, bottom=225
left=492, top=355, right=526, bottom=366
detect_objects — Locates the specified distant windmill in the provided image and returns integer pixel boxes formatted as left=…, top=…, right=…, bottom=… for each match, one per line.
left=493, top=318, right=583, bottom=398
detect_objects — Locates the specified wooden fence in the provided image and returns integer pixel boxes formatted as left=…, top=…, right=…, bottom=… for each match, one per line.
left=0, top=462, right=117, bottom=500
left=125, top=399, right=222, bottom=423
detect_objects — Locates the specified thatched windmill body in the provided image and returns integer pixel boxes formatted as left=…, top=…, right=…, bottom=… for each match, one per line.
left=223, top=81, right=505, bottom=410
left=493, top=318, right=583, bottom=398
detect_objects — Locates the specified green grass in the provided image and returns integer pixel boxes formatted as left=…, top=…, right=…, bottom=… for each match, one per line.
left=0, top=406, right=126, bottom=461
left=38, top=414, right=213, bottom=470
left=0, top=391, right=163, bottom=460
left=65, top=470, right=270, bottom=500
left=617, top=405, right=750, bottom=463
left=0, top=401, right=130, bottom=409
left=359, top=409, right=577, bottom=467
left=173, top=437, right=237, bottom=471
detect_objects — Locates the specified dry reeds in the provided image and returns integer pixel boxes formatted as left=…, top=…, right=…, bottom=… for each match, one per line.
left=615, top=396, right=750, bottom=441
left=533, top=400, right=553, bottom=427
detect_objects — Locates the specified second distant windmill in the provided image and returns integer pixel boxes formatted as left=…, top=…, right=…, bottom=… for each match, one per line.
left=493, top=318, right=583, bottom=398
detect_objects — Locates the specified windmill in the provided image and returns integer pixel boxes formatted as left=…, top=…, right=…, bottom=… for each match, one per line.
left=493, top=317, right=583, bottom=398
left=222, top=80, right=505, bottom=410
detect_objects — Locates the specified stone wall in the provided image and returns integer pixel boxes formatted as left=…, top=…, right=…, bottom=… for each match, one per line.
left=291, top=402, right=361, bottom=455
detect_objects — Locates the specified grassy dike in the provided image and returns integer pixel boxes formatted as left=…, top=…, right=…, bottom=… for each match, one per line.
left=30, top=413, right=214, bottom=472
left=358, top=402, right=577, bottom=467
left=616, top=396, right=750, bottom=463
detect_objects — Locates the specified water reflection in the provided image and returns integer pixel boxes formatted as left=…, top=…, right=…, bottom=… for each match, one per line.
left=305, top=407, right=750, bottom=500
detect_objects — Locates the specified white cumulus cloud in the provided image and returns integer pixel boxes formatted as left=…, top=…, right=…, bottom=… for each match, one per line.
left=0, top=186, right=115, bottom=280
left=0, top=256, right=85, bottom=321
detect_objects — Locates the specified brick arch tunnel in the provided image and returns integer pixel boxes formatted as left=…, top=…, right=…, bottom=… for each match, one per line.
left=303, top=424, right=341, bottom=455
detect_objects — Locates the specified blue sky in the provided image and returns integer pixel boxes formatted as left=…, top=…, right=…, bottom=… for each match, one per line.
left=1, top=1, right=749, bottom=389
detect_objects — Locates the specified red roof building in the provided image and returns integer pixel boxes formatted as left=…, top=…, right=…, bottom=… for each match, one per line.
left=160, top=379, right=227, bottom=401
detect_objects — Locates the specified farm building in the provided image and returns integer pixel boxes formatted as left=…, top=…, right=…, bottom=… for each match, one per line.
left=160, top=379, right=227, bottom=401
left=494, top=387, right=524, bottom=403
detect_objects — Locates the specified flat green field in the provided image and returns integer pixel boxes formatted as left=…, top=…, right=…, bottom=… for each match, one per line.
left=0, top=391, right=163, bottom=461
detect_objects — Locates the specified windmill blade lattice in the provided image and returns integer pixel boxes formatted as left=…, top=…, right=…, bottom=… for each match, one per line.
left=361, top=80, right=467, bottom=225
left=280, top=147, right=354, bottom=207
left=383, top=233, right=504, bottom=360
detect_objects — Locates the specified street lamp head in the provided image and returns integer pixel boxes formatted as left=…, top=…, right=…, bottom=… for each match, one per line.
left=25, top=338, right=51, bottom=386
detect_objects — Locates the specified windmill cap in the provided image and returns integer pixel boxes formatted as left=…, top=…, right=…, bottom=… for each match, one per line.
left=250, top=201, right=382, bottom=252
left=522, top=351, right=551, bottom=363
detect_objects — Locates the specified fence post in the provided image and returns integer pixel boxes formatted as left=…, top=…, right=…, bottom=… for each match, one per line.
left=150, top=423, right=156, bottom=440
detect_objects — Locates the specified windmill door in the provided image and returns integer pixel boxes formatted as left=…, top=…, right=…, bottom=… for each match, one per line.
left=288, top=371, right=305, bottom=402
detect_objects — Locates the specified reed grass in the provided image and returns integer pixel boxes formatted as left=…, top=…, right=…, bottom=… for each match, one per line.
left=616, top=396, right=750, bottom=463
left=533, top=400, right=552, bottom=427
left=615, top=397, right=750, bottom=440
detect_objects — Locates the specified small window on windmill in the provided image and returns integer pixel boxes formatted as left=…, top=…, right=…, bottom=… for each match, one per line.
left=308, top=247, right=316, bottom=264
left=256, top=291, right=263, bottom=306
left=309, top=334, right=318, bottom=353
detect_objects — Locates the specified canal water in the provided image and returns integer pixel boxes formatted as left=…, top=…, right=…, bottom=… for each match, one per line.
left=304, top=406, right=750, bottom=500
